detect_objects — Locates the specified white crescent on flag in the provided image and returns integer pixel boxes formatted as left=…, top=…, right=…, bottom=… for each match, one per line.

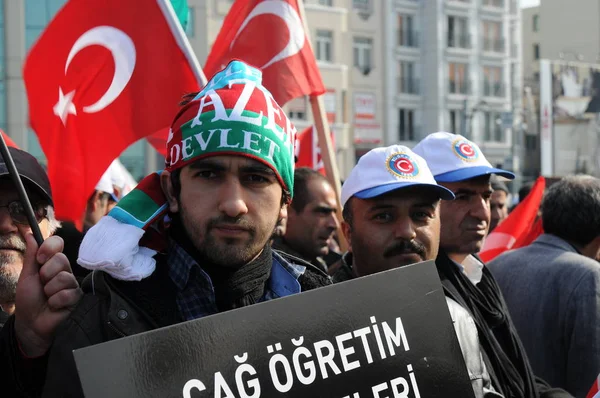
left=230, top=0, right=305, bottom=69
left=54, top=25, right=137, bottom=125
left=66, top=26, right=137, bottom=113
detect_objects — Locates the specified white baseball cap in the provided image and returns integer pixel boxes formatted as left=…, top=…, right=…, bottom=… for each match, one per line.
left=341, top=145, right=455, bottom=207
left=412, top=132, right=515, bottom=182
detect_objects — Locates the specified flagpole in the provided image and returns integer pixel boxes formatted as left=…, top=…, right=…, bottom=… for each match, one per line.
left=157, top=0, right=208, bottom=86
left=297, top=0, right=347, bottom=252
left=0, top=132, right=44, bottom=245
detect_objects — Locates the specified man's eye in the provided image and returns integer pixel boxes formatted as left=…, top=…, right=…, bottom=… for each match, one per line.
left=373, top=212, right=393, bottom=222
left=195, top=171, right=217, bottom=179
left=245, top=174, right=270, bottom=183
left=454, top=194, right=468, bottom=201
left=412, top=211, right=431, bottom=220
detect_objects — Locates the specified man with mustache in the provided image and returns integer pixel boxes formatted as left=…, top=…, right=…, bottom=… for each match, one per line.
left=332, top=144, right=502, bottom=398
left=36, top=61, right=331, bottom=397
left=413, top=132, right=571, bottom=398
left=0, top=147, right=82, bottom=395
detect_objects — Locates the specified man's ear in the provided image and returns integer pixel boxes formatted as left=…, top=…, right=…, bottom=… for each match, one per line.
left=278, top=204, right=288, bottom=224
left=341, top=220, right=352, bottom=252
left=160, top=170, right=179, bottom=213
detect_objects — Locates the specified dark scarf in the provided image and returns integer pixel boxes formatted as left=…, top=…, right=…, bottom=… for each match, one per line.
left=436, top=250, right=538, bottom=398
left=170, top=216, right=273, bottom=312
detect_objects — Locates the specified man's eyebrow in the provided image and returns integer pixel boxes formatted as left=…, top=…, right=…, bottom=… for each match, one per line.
left=240, top=165, right=276, bottom=176
left=188, top=159, right=226, bottom=171
left=413, top=202, right=437, bottom=210
left=315, top=204, right=336, bottom=212
left=367, top=203, right=396, bottom=212
left=453, top=188, right=477, bottom=195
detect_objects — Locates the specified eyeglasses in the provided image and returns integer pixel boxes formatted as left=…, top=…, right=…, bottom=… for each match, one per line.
left=0, top=201, right=47, bottom=225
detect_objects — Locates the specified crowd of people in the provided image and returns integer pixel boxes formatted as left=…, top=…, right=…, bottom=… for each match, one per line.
left=0, top=60, right=598, bottom=397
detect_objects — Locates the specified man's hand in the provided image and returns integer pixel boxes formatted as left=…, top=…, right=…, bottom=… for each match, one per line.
left=13, top=233, right=82, bottom=357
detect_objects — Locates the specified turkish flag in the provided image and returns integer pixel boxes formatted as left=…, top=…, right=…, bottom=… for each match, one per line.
left=23, top=0, right=201, bottom=222
left=295, top=125, right=334, bottom=175
left=204, top=0, right=325, bottom=107
left=479, top=176, right=546, bottom=262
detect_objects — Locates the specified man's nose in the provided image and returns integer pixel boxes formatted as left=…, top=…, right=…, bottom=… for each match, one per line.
left=394, top=217, right=416, bottom=241
left=217, top=179, right=249, bottom=218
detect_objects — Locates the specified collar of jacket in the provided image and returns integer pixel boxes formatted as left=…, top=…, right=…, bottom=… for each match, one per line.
left=82, top=251, right=331, bottom=338
left=533, top=233, right=582, bottom=254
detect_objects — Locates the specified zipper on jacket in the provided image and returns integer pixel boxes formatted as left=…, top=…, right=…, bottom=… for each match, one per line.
left=107, top=321, right=126, bottom=337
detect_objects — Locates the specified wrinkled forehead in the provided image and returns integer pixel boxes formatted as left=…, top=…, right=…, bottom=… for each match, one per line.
left=440, top=176, right=492, bottom=192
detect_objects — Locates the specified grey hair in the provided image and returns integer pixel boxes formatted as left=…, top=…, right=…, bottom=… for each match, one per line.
left=46, top=206, right=61, bottom=235
left=541, top=174, right=600, bottom=246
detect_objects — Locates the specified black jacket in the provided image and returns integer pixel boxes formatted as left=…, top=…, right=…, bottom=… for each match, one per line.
left=35, top=250, right=330, bottom=397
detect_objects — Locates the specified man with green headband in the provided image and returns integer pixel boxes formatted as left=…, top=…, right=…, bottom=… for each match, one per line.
left=35, top=60, right=331, bottom=397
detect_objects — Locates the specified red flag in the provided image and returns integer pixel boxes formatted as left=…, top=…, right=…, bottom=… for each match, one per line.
left=204, top=0, right=325, bottom=106
left=0, top=131, right=19, bottom=149
left=587, top=374, right=599, bottom=398
left=480, top=176, right=546, bottom=262
left=23, top=0, right=201, bottom=222
left=295, top=126, right=334, bottom=175
left=147, top=128, right=169, bottom=157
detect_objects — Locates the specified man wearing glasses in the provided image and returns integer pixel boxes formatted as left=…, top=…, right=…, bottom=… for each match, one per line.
left=0, top=147, right=82, bottom=395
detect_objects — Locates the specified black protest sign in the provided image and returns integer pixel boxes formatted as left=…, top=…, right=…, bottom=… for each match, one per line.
left=74, top=260, right=475, bottom=398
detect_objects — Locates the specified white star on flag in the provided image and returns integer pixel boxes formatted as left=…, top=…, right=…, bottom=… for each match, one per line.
left=53, top=88, right=77, bottom=126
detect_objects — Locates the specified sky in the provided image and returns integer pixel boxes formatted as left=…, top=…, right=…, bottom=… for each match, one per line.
left=521, top=0, right=540, bottom=8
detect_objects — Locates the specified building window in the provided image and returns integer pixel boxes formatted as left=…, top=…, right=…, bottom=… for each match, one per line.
left=448, top=62, right=469, bottom=94
left=318, top=0, right=333, bottom=5
left=483, top=66, right=504, bottom=97
left=482, top=0, right=504, bottom=7
left=398, top=109, right=415, bottom=141
left=185, top=7, right=195, bottom=37
left=484, top=111, right=504, bottom=142
left=398, top=14, right=418, bottom=47
left=533, top=43, right=540, bottom=60
left=447, top=16, right=470, bottom=49
left=532, top=14, right=539, bottom=32
left=288, top=97, right=308, bottom=120
left=398, top=61, right=418, bottom=94
left=315, top=30, right=333, bottom=62
left=482, top=20, right=503, bottom=52
left=525, top=134, right=537, bottom=150
left=449, top=110, right=460, bottom=134
left=353, top=0, right=372, bottom=15
left=353, top=36, right=373, bottom=75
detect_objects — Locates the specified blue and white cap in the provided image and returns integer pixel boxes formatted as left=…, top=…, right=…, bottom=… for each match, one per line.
left=341, top=145, right=455, bottom=207
left=412, top=132, right=515, bottom=182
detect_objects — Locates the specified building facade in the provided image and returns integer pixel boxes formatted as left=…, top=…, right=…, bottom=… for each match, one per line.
left=383, top=0, right=522, bottom=171
left=521, top=0, right=600, bottom=178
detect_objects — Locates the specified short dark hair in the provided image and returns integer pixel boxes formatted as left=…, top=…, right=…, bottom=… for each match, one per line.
left=342, top=197, right=354, bottom=227
left=541, top=175, right=600, bottom=246
left=490, top=175, right=509, bottom=195
left=290, top=168, right=331, bottom=213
